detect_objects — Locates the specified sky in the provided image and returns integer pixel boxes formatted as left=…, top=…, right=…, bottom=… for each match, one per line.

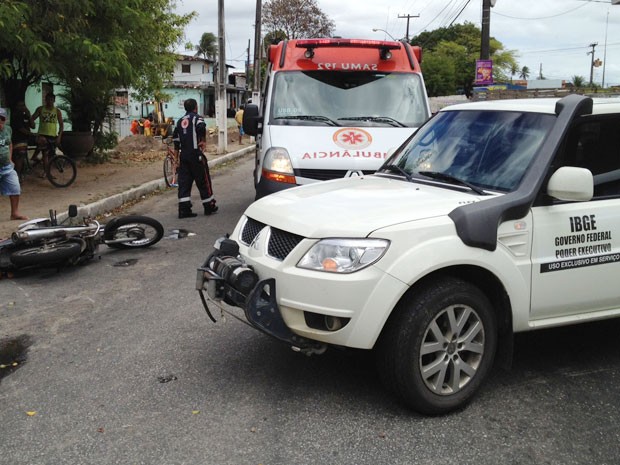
left=174, top=0, right=620, bottom=87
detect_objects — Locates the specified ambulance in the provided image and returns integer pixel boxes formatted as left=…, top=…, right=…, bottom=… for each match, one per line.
left=243, top=38, right=430, bottom=199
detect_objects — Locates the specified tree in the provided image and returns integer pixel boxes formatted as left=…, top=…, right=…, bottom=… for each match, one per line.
left=571, top=75, right=585, bottom=88
left=262, top=0, right=335, bottom=39
left=0, top=1, right=85, bottom=109
left=510, top=63, right=519, bottom=83
left=412, top=22, right=518, bottom=97
left=195, top=32, right=217, bottom=61
left=519, top=66, right=530, bottom=80
left=421, top=53, right=457, bottom=97
left=0, top=0, right=194, bottom=134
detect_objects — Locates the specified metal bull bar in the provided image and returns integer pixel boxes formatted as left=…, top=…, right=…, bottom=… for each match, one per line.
left=196, top=238, right=326, bottom=354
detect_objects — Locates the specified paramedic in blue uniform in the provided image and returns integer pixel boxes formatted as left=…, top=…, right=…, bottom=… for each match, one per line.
left=173, top=98, right=218, bottom=218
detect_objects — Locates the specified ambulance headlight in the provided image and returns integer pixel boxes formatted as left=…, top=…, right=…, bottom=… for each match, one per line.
left=264, top=147, right=293, bottom=174
left=297, top=239, right=390, bottom=273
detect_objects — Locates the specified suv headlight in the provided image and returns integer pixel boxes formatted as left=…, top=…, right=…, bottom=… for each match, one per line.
left=297, top=238, right=390, bottom=273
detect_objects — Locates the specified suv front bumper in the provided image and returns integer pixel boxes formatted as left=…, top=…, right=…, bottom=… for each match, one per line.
left=196, top=243, right=326, bottom=353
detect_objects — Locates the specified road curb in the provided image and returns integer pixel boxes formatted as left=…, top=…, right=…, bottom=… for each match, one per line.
left=64, top=145, right=255, bottom=221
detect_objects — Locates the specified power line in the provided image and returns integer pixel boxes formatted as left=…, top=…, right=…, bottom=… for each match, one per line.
left=492, top=2, right=589, bottom=20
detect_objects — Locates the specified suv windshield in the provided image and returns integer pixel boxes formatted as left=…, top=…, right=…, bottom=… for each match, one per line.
left=381, top=109, right=556, bottom=192
left=269, top=71, right=429, bottom=127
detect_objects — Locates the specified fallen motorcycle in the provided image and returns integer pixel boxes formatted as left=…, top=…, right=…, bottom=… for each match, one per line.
left=0, top=205, right=164, bottom=271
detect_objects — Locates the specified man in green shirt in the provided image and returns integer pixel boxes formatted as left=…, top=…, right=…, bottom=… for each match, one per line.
left=0, top=107, right=28, bottom=221
left=31, top=93, right=64, bottom=174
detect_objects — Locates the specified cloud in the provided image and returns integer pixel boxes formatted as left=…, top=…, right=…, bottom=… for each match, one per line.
left=176, top=0, right=620, bottom=86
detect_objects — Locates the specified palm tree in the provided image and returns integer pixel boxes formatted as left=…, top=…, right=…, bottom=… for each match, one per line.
left=195, top=32, right=217, bottom=61
left=510, top=63, right=519, bottom=83
left=571, top=75, right=585, bottom=88
left=519, top=66, right=530, bottom=80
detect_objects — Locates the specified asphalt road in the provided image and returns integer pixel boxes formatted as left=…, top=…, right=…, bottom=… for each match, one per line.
left=1, top=155, right=620, bottom=465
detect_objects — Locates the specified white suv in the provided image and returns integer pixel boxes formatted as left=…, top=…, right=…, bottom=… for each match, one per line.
left=197, top=94, right=620, bottom=414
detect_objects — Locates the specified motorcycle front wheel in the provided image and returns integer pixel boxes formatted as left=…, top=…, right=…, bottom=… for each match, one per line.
left=10, top=242, right=82, bottom=268
left=103, top=216, right=164, bottom=249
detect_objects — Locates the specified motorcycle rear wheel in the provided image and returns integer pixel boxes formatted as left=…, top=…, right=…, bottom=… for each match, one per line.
left=10, top=242, right=82, bottom=267
left=103, top=216, right=164, bottom=249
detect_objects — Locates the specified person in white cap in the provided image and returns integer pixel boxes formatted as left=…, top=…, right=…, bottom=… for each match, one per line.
left=0, top=107, right=28, bottom=220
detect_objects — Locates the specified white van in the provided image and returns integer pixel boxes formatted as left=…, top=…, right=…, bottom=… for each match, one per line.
left=243, top=38, right=430, bottom=198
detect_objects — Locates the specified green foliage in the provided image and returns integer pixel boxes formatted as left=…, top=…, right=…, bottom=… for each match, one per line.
left=0, top=0, right=195, bottom=135
left=422, top=54, right=457, bottom=97
left=86, top=130, right=118, bottom=164
left=195, top=32, right=217, bottom=61
left=519, top=66, right=530, bottom=80
left=571, top=75, right=585, bottom=88
left=412, top=22, right=518, bottom=97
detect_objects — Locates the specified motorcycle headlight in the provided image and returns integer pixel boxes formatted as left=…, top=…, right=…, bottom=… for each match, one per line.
left=297, top=238, right=390, bottom=273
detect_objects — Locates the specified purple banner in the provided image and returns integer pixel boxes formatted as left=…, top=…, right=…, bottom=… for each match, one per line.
left=475, top=59, right=493, bottom=85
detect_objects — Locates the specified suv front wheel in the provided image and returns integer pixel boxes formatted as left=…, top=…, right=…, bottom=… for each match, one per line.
left=377, top=277, right=497, bottom=415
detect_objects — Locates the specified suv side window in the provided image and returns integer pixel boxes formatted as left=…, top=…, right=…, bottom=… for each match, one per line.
left=561, top=115, right=620, bottom=198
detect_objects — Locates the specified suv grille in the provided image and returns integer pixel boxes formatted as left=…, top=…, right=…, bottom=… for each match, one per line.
left=240, top=218, right=304, bottom=261
left=267, top=228, right=304, bottom=260
left=240, top=217, right=266, bottom=245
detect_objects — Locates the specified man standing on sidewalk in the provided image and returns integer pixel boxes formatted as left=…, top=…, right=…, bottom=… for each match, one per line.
left=0, top=108, right=28, bottom=221
left=173, top=98, right=218, bottom=218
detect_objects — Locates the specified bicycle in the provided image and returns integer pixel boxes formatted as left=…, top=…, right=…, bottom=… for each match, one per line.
left=163, top=137, right=178, bottom=188
left=20, top=137, right=77, bottom=188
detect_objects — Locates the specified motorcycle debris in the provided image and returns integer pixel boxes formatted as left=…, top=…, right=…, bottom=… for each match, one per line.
left=166, top=229, right=196, bottom=240
left=157, top=374, right=178, bottom=384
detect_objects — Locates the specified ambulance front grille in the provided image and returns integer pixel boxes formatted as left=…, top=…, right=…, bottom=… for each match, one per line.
left=295, top=168, right=375, bottom=181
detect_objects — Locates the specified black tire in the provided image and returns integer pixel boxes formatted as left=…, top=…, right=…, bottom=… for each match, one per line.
left=376, top=277, right=497, bottom=415
left=10, top=242, right=82, bottom=268
left=163, top=154, right=177, bottom=187
left=47, top=155, right=77, bottom=187
left=103, top=216, right=164, bottom=249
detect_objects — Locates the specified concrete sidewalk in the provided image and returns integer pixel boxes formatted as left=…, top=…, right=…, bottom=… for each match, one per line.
left=0, top=145, right=254, bottom=239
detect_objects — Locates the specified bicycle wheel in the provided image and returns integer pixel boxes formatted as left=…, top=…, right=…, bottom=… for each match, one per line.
left=47, top=155, right=77, bottom=188
left=163, top=153, right=178, bottom=187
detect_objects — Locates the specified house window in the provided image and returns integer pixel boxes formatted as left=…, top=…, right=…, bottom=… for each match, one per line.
left=181, top=64, right=191, bottom=74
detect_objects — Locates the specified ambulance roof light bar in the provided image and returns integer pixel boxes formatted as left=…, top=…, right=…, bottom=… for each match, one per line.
left=295, top=38, right=401, bottom=61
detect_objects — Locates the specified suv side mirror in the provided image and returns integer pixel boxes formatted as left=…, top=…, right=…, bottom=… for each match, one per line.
left=547, top=166, right=593, bottom=201
left=242, top=104, right=260, bottom=137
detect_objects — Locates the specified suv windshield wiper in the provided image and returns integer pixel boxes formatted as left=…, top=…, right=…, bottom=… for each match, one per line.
left=338, top=116, right=406, bottom=128
left=274, top=115, right=340, bottom=126
left=382, top=164, right=414, bottom=182
left=417, top=171, right=486, bottom=195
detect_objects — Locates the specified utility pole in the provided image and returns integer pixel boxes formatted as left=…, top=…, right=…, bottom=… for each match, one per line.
left=253, top=0, right=262, bottom=94
left=398, top=13, right=419, bottom=41
left=480, top=0, right=492, bottom=60
left=246, top=39, right=250, bottom=96
left=587, top=42, right=597, bottom=86
left=217, top=0, right=227, bottom=154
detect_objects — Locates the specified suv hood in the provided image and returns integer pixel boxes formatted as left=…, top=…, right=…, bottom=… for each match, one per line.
left=244, top=176, right=490, bottom=238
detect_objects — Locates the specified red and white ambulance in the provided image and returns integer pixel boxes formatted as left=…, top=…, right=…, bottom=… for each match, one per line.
left=243, top=38, right=431, bottom=198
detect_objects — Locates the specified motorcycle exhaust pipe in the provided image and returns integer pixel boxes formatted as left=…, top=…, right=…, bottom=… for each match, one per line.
left=11, top=226, right=96, bottom=244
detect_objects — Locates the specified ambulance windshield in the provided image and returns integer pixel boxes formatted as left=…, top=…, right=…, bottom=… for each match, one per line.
left=270, top=71, right=429, bottom=128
